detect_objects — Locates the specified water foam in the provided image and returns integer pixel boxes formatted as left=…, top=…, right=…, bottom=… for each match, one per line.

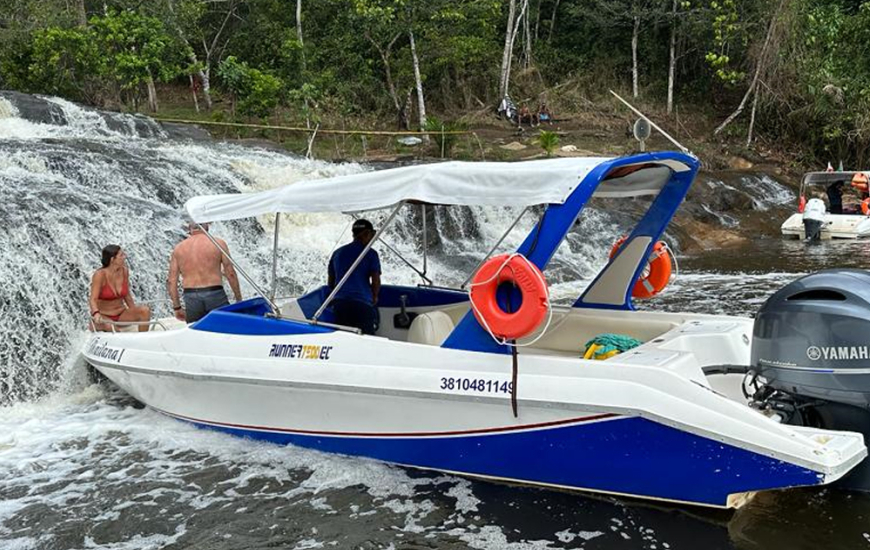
left=1, top=95, right=629, bottom=403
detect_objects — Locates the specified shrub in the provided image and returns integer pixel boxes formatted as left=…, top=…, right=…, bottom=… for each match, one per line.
left=424, top=116, right=467, bottom=157
left=535, top=131, right=560, bottom=157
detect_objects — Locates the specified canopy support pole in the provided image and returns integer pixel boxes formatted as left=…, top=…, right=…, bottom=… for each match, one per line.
left=270, top=214, right=280, bottom=301
left=313, top=202, right=404, bottom=322
left=460, top=207, right=528, bottom=289
left=421, top=204, right=428, bottom=283
left=196, top=223, right=281, bottom=315
left=379, top=239, right=432, bottom=285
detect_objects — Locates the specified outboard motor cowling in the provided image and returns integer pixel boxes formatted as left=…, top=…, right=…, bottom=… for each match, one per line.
left=752, top=269, right=870, bottom=490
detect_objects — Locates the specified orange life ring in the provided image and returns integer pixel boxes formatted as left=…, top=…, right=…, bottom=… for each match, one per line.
left=469, top=254, right=548, bottom=340
left=862, top=198, right=870, bottom=216
left=852, top=172, right=869, bottom=192
left=609, top=236, right=673, bottom=299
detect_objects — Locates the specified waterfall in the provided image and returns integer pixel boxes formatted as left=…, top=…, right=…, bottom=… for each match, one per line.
left=0, top=93, right=626, bottom=404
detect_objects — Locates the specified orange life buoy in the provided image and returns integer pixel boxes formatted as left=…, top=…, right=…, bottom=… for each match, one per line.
left=852, top=172, right=869, bottom=192
left=862, top=198, right=870, bottom=216
left=469, top=254, right=548, bottom=340
left=609, top=236, right=673, bottom=299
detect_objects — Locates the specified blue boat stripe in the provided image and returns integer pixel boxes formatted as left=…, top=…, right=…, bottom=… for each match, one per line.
left=160, top=409, right=823, bottom=507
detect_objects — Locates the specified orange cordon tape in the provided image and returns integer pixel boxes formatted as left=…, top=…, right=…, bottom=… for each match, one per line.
left=609, top=236, right=673, bottom=299
left=469, top=254, right=549, bottom=341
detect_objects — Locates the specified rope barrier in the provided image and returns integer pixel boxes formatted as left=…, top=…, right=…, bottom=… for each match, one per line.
left=154, top=117, right=473, bottom=136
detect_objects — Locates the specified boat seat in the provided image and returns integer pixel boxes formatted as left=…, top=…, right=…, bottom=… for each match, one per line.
left=407, top=311, right=455, bottom=346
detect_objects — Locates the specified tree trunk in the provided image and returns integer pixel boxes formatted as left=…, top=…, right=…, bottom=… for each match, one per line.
left=365, top=32, right=401, bottom=115
left=503, top=0, right=530, bottom=99
left=201, top=65, right=213, bottom=111
left=547, top=0, right=561, bottom=43
left=296, top=0, right=304, bottom=49
left=146, top=72, right=158, bottom=112
left=198, top=2, right=236, bottom=113
left=498, top=0, right=518, bottom=100
left=534, top=0, right=541, bottom=42
left=632, top=14, right=640, bottom=98
left=666, top=0, right=677, bottom=115
left=409, top=30, right=427, bottom=134
left=189, top=74, right=200, bottom=113
left=76, top=0, right=87, bottom=26
left=714, top=0, right=788, bottom=135
left=747, top=87, right=760, bottom=147
left=296, top=0, right=311, bottom=128
left=523, top=0, right=532, bottom=69
left=401, top=87, right=413, bottom=130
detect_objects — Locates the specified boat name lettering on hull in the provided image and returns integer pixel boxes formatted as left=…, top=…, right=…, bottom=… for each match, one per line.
left=269, top=344, right=333, bottom=361
left=86, top=339, right=125, bottom=363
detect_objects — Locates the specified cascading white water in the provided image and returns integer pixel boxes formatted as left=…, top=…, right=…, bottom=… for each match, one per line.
left=0, top=94, right=628, bottom=404
left=701, top=174, right=796, bottom=221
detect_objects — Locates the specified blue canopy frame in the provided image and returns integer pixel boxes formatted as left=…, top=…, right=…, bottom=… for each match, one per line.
left=443, top=151, right=700, bottom=354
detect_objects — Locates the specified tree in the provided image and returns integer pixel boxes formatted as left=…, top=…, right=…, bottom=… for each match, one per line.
left=217, top=55, right=283, bottom=118
left=162, top=0, right=244, bottom=110
left=712, top=0, right=791, bottom=142
left=90, top=10, right=184, bottom=111
left=29, top=26, right=104, bottom=103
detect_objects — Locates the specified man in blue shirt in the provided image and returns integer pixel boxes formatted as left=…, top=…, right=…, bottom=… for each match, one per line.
left=328, top=219, right=382, bottom=334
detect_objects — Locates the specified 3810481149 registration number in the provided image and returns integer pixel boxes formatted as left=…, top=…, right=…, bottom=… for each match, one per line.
left=440, top=377, right=513, bottom=394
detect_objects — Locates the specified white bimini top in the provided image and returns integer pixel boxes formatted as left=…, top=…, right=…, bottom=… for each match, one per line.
left=185, top=156, right=695, bottom=223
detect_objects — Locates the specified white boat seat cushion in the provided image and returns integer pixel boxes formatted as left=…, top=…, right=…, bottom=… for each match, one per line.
left=407, top=311, right=455, bottom=346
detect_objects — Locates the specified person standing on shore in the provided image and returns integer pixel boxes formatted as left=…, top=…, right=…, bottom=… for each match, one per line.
left=167, top=222, right=242, bottom=322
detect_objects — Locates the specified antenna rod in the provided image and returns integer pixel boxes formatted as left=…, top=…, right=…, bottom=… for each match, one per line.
left=609, top=90, right=692, bottom=156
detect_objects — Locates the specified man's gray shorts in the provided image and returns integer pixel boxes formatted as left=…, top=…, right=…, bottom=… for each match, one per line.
left=183, top=286, right=229, bottom=322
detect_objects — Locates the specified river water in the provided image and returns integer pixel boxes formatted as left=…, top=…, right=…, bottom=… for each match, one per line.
left=1, top=92, right=868, bottom=549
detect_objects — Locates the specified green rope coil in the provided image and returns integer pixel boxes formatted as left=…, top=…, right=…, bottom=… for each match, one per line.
left=583, top=333, right=643, bottom=360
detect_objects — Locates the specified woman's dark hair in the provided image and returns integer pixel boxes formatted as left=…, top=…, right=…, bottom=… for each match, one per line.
left=101, top=244, right=121, bottom=268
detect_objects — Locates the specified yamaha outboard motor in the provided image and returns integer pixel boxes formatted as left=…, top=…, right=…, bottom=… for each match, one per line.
left=751, top=269, right=870, bottom=490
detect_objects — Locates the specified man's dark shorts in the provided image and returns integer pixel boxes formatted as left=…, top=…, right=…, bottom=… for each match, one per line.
left=183, top=286, right=229, bottom=323
left=332, top=298, right=378, bottom=335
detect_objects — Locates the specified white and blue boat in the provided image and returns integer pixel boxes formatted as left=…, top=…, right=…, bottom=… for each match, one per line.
left=82, top=152, right=866, bottom=508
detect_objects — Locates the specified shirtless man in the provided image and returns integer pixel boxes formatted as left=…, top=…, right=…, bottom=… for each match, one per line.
left=167, top=223, right=242, bottom=322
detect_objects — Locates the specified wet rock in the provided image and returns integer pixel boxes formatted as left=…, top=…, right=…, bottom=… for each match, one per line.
left=500, top=141, right=527, bottom=151
left=729, top=156, right=754, bottom=170
left=0, top=90, right=66, bottom=125
left=677, top=219, right=748, bottom=251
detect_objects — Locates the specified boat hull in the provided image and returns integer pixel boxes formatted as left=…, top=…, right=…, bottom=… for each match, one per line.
left=84, top=313, right=865, bottom=509
left=781, top=212, right=870, bottom=239
left=166, top=405, right=820, bottom=508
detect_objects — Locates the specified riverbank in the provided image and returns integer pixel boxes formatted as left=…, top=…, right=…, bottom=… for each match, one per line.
left=145, top=84, right=803, bottom=180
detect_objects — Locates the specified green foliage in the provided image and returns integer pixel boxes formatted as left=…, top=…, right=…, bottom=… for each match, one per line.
left=424, top=116, right=466, bottom=157
left=90, top=10, right=183, bottom=89
left=29, top=26, right=103, bottom=101
left=534, top=131, right=560, bottom=157
left=21, top=10, right=182, bottom=105
left=706, top=0, right=746, bottom=84
left=217, top=56, right=283, bottom=119
left=6, top=0, right=870, bottom=165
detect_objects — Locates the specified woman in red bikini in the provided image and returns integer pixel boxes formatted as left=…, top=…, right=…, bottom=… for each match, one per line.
left=88, top=245, right=151, bottom=332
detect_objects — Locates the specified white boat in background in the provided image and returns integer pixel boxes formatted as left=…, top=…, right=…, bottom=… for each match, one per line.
left=82, top=153, right=866, bottom=509
left=781, top=170, right=870, bottom=239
